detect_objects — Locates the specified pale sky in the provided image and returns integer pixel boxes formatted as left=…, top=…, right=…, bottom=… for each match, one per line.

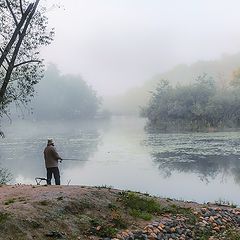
left=41, top=0, right=240, bottom=96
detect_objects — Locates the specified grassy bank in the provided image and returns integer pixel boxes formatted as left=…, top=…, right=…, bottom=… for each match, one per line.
left=0, top=185, right=239, bottom=240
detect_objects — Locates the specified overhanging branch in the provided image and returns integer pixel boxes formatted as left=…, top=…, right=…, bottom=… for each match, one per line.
left=14, top=60, right=41, bottom=68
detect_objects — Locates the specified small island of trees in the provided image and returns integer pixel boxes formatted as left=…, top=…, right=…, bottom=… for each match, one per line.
left=141, top=72, right=240, bottom=132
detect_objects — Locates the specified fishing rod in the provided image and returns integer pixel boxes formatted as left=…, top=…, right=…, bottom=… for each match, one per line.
left=61, top=158, right=87, bottom=162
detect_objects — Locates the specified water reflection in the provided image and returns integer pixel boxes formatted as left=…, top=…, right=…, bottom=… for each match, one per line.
left=1, top=117, right=240, bottom=204
left=144, top=132, right=240, bottom=184
left=0, top=120, right=101, bottom=183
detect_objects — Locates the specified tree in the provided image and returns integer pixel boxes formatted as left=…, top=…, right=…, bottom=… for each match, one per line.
left=0, top=0, right=54, bottom=121
left=141, top=75, right=227, bottom=131
left=0, top=165, right=12, bottom=184
left=32, top=64, right=101, bottom=120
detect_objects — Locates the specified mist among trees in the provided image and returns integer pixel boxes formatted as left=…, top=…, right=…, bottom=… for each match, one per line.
left=31, top=64, right=101, bottom=120
left=141, top=73, right=240, bottom=132
left=104, top=53, right=240, bottom=116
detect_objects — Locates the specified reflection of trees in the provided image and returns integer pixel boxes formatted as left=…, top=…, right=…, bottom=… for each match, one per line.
left=230, top=168, right=240, bottom=185
left=145, top=133, right=240, bottom=185
left=0, top=121, right=101, bottom=182
left=151, top=152, right=240, bottom=183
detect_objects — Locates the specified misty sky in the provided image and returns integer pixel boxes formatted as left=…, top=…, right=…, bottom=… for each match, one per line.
left=42, top=0, right=240, bottom=96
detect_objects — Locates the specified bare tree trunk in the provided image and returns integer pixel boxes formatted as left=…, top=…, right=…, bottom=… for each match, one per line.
left=0, top=0, right=40, bottom=103
left=0, top=3, right=33, bottom=69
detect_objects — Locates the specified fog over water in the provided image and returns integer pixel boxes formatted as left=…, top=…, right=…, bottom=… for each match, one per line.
left=1, top=117, right=240, bottom=204
left=42, top=0, right=240, bottom=96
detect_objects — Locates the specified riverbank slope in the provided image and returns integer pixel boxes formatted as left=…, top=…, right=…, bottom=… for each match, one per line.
left=0, top=185, right=239, bottom=240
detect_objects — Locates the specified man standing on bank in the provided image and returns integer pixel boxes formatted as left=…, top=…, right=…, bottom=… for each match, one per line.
left=44, top=139, right=62, bottom=185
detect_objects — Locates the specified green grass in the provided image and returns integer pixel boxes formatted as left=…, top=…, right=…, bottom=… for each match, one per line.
left=89, top=218, right=118, bottom=237
left=0, top=212, right=9, bottom=223
left=160, top=204, right=197, bottom=224
left=95, top=225, right=118, bottom=238
left=119, top=191, right=196, bottom=223
left=110, top=208, right=128, bottom=229
left=120, top=192, right=161, bottom=213
left=119, top=191, right=161, bottom=220
left=108, top=203, right=118, bottom=211
left=129, top=209, right=152, bottom=220
left=224, top=229, right=240, bottom=240
left=196, top=229, right=213, bottom=240
left=111, top=215, right=127, bottom=229
left=4, top=198, right=15, bottom=205
left=88, top=203, right=128, bottom=237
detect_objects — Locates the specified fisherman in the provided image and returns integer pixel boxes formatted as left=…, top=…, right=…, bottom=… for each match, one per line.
left=44, top=139, right=62, bottom=185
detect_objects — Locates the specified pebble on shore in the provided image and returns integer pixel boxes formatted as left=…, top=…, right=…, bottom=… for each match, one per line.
left=111, top=207, right=240, bottom=240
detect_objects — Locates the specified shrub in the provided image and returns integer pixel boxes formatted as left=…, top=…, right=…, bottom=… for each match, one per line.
left=0, top=167, right=12, bottom=184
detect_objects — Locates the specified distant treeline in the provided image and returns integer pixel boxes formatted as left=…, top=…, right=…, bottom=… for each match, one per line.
left=104, top=53, right=240, bottom=115
left=32, top=64, right=102, bottom=120
left=141, top=73, right=240, bottom=131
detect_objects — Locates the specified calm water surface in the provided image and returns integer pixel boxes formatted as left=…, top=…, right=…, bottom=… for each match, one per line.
left=1, top=116, right=240, bottom=204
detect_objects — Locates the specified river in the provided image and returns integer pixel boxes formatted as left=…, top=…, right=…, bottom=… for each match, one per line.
left=0, top=116, right=240, bottom=205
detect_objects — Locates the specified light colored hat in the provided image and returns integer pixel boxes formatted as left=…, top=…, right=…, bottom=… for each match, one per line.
left=47, top=139, right=54, bottom=145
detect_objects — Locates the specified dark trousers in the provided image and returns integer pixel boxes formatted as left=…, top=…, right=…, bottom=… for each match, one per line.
left=47, top=167, right=60, bottom=185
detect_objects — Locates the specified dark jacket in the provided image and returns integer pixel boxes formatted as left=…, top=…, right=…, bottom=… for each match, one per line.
left=44, top=145, right=61, bottom=168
